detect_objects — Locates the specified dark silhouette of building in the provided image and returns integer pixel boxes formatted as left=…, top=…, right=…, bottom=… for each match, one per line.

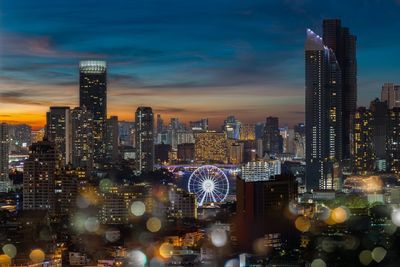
left=352, top=107, right=374, bottom=174
left=155, top=143, right=171, bottom=164
left=263, top=117, right=282, bottom=155
left=388, top=107, right=400, bottom=174
left=71, top=107, right=94, bottom=171
left=177, top=143, right=195, bottom=162
left=106, top=116, right=119, bottom=163
left=370, top=98, right=388, bottom=161
left=323, top=19, right=357, bottom=160
left=135, top=107, right=154, bottom=172
left=79, top=60, right=107, bottom=166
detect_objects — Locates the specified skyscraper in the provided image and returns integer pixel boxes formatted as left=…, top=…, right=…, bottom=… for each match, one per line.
left=381, top=83, right=400, bottom=109
left=194, top=131, right=228, bottom=163
left=106, top=116, right=119, bottom=163
left=352, top=107, right=374, bottom=174
left=23, top=140, right=56, bottom=212
left=71, top=107, right=94, bottom=171
left=135, top=107, right=154, bottom=172
left=79, top=60, right=107, bottom=165
left=387, top=108, right=400, bottom=174
left=45, top=106, right=72, bottom=168
left=323, top=19, right=357, bottom=159
left=263, top=117, right=282, bottom=155
left=305, top=29, right=342, bottom=190
left=0, top=123, right=10, bottom=192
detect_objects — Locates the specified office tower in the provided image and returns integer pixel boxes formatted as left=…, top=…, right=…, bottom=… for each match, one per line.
left=236, top=174, right=297, bottom=251
left=227, top=141, right=244, bottom=164
left=135, top=107, right=154, bottom=172
left=381, top=83, right=400, bottom=109
left=323, top=19, right=357, bottom=159
left=239, top=124, right=256, bottom=141
left=370, top=98, right=388, bottom=161
left=118, top=121, right=135, bottom=147
left=241, top=159, right=281, bottom=182
left=8, top=124, right=32, bottom=152
left=106, top=116, right=119, bottom=163
left=255, top=122, right=265, bottom=140
left=79, top=60, right=107, bottom=165
left=280, top=126, right=295, bottom=154
left=388, top=108, right=400, bottom=174
left=23, top=140, right=56, bottom=211
left=263, top=117, right=282, bottom=155
left=0, top=123, right=10, bottom=192
left=45, top=106, right=72, bottom=167
left=293, top=123, right=306, bottom=159
left=189, top=118, right=208, bottom=131
left=223, top=116, right=241, bottom=139
left=156, top=114, right=164, bottom=135
left=305, top=29, right=342, bottom=190
left=241, top=140, right=258, bottom=163
left=168, top=186, right=197, bottom=219
left=54, top=166, right=79, bottom=216
left=352, top=107, right=374, bottom=174
left=31, top=128, right=45, bottom=143
left=194, top=131, right=227, bottom=163
left=71, top=107, right=94, bottom=171
left=177, top=143, right=195, bottom=162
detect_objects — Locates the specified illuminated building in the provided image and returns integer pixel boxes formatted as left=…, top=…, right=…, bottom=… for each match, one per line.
left=177, top=143, right=195, bottom=162
left=241, top=159, right=281, bottom=182
left=79, top=60, right=107, bottom=165
left=323, top=19, right=357, bottom=159
left=45, top=106, right=72, bottom=168
left=239, top=124, right=255, bottom=141
left=54, top=167, right=78, bottom=216
left=0, top=123, right=10, bottom=192
left=228, top=141, right=244, bottom=164
left=223, top=116, right=241, bottom=139
left=31, top=128, right=45, bottom=143
left=293, top=123, right=305, bottom=159
left=263, top=117, right=282, bottom=155
left=100, top=186, right=137, bottom=224
left=106, top=116, right=119, bottom=163
left=135, top=106, right=154, bottom=172
left=189, top=118, right=208, bottom=131
left=387, top=107, right=400, bottom=174
left=168, top=186, right=197, bottom=219
left=194, top=131, right=227, bottom=163
left=381, top=83, right=400, bottom=109
left=71, top=107, right=94, bottom=171
left=23, top=140, right=56, bottom=212
left=352, top=107, right=374, bottom=174
left=305, top=29, right=342, bottom=190
left=280, top=126, right=295, bottom=154
left=8, top=124, right=32, bottom=153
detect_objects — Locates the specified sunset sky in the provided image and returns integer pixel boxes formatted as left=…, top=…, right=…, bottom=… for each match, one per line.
left=1, top=0, right=400, bottom=129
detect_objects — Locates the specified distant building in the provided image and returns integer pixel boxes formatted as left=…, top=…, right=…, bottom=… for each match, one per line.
left=223, top=116, right=241, bottom=139
left=239, top=124, right=256, bottom=141
left=45, top=106, right=72, bottom=168
left=79, top=60, right=107, bottom=165
left=241, top=159, right=281, bottom=182
left=118, top=121, right=135, bottom=147
left=135, top=107, right=154, bottom=172
left=387, top=108, right=400, bottom=174
left=168, top=186, right=197, bottom=219
left=177, top=143, right=195, bottom=162
left=31, top=128, right=45, bottom=143
left=293, top=123, right=305, bottom=159
left=227, top=141, right=244, bottom=164
left=155, top=143, right=171, bottom=164
left=23, top=140, right=56, bottom=212
left=370, top=98, right=388, bottom=161
left=71, top=107, right=94, bottom=171
left=106, top=116, right=119, bottom=163
left=8, top=124, right=32, bottom=153
left=352, top=107, right=374, bottom=174
left=0, top=123, right=10, bottom=192
left=263, top=117, right=282, bottom=155
left=189, top=118, right=208, bottom=131
left=194, top=131, right=227, bottom=163
left=381, top=83, right=400, bottom=109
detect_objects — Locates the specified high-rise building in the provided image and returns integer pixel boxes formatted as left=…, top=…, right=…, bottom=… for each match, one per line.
left=293, top=123, right=305, bottom=159
left=45, top=106, right=72, bottom=167
left=135, top=107, right=154, bottom=172
left=189, top=118, right=208, bottom=131
left=79, top=60, right=107, bottom=165
left=305, top=29, right=343, bottom=190
left=370, top=98, right=388, bottom=161
left=8, top=124, right=32, bottom=153
left=31, top=128, right=45, bottom=143
left=0, top=123, right=10, bottom=192
left=177, top=143, right=195, bottom=162
left=194, top=131, right=227, bottom=163
left=388, top=108, right=400, bottom=174
left=156, top=114, right=164, bottom=136
left=118, top=121, right=135, bottom=147
left=71, top=107, right=94, bottom=171
left=381, top=83, right=400, bottom=109
left=239, top=124, right=256, bottom=141
left=352, top=107, right=374, bottom=174
left=23, top=140, right=56, bottom=211
left=227, top=141, right=244, bottom=164
left=168, top=186, right=197, bottom=219
left=263, top=117, right=282, bottom=155
left=223, top=116, right=241, bottom=139
left=323, top=19, right=357, bottom=159
left=241, top=159, right=281, bottom=182
left=106, top=116, right=119, bottom=163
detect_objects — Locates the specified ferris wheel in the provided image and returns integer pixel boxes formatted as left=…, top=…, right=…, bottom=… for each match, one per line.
left=188, top=165, right=229, bottom=206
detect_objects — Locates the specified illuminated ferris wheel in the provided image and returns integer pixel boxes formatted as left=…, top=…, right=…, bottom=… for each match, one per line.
left=188, top=165, right=229, bottom=207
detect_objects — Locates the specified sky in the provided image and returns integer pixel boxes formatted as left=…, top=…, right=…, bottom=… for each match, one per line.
left=0, top=0, right=400, bottom=129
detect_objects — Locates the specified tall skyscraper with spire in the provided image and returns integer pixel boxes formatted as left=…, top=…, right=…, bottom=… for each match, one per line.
left=323, top=19, right=357, bottom=160
left=305, top=29, right=343, bottom=191
left=79, top=60, right=107, bottom=166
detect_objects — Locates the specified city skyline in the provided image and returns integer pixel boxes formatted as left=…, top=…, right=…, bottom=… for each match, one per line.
left=1, top=1, right=400, bottom=129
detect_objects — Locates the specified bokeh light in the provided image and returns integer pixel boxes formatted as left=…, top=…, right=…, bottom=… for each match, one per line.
left=252, top=238, right=271, bottom=255
left=146, top=217, right=162, bottom=232
left=149, top=256, right=164, bottom=267
left=331, top=206, right=349, bottom=224
left=225, top=258, right=240, bottom=267
left=29, top=249, right=45, bottom=263
left=311, top=258, right=326, bottom=267
left=127, top=250, right=147, bottom=267
left=84, top=217, right=100, bottom=232
left=371, top=247, right=386, bottom=263
left=359, top=250, right=372, bottom=266
left=391, top=209, right=400, bottom=226
left=105, top=229, right=121, bottom=242
left=99, top=178, right=114, bottom=192
left=159, top=242, right=173, bottom=258
left=130, top=201, right=146, bottom=216
left=211, top=228, right=228, bottom=247
left=0, top=254, right=11, bottom=266
left=295, top=216, right=311, bottom=232
left=2, top=244, right=17, bottom=258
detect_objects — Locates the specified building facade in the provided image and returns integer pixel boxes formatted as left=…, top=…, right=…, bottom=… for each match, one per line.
left=135, top=107, right=154, bottom=172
